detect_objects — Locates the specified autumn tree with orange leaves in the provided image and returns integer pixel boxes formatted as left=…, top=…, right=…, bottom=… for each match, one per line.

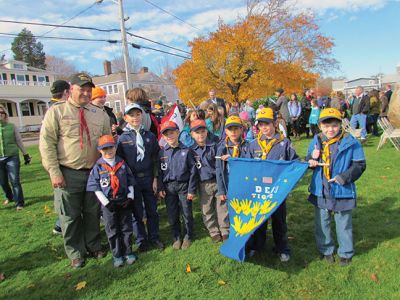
left=174, top=0, right=337, bottom=105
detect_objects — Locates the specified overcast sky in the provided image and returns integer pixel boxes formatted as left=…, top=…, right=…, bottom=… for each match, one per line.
left=0, top=0, right=399, bottom=79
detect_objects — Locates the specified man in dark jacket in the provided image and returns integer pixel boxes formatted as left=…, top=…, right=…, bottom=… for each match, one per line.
left=200, top=89, right=227, bottom=117
left=384, top=84, right=392, bottom=103
left=350, top=86, right=370, bottom=141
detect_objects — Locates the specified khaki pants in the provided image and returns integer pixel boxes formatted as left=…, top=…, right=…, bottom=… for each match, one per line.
left=199, top=180, right=229, bottom=237
left=54, top=167, right=101, bottom=260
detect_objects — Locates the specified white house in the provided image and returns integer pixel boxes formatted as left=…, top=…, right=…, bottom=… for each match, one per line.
left=0, top=59, right=55, bottom=131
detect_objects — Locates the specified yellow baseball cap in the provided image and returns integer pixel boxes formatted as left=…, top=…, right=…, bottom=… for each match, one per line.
left=256, top=107, right=274, bottom=123
left=225, top=115, right=243, bottom=128
left=319, top=108, right=342, bottom=122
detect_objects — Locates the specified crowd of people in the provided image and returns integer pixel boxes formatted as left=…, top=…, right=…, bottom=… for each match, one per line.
left=1, top=73, right=376, bottom=270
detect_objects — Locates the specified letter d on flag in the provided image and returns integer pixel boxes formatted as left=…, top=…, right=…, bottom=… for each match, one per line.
left=219, top=158, right=308, bottom=262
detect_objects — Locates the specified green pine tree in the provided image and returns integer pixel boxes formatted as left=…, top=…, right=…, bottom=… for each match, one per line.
left=11, top=28, right=46, bottom=69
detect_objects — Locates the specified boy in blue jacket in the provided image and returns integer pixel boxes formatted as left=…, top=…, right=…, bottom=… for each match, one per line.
left=216, top=116, right=250, bottom=206
left=247, top=107, right=298, bottom=261
left=190, top=119, right=229, bottom=242
left=117, top=103, right=164, bottom=251
left=157, top=121, right=198, bottom=250
left=87, top=135, right=136, bottom=267
left=307, top=108, right=366, bottom=266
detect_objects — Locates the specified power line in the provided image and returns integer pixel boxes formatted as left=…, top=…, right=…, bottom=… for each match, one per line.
left=38, top=0, right=101, bottom=37
left=143, top=0, right=201, bottom=31
left=0, top=19, right=191, bottom=55
left=0, top=32, right=191, bottom=59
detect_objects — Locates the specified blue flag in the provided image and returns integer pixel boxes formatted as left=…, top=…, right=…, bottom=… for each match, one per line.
left=220, top=158, right=308, bottom=262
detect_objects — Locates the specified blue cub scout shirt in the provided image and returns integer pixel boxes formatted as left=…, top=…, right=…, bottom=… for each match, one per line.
left=249, top=133, right=299, bottom=161
left=87, top=156, right=135, bottom=202
left=158, top=142, right=198, bottom=193
left=191, top=138, right=218, bottom=182
left=117, top=128, right=159, bottom=177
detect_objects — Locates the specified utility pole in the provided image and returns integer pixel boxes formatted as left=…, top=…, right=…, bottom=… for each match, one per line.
left=117, top=0, right=132, bottom=90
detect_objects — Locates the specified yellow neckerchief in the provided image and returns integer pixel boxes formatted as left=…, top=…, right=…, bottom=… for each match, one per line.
left=51, top=98, right=63, bottom=103
left=257, top=131, right=285, bottom=160
left=225, top=136, right=244, bottom=158
left=320, top=131, right=345, bottom=180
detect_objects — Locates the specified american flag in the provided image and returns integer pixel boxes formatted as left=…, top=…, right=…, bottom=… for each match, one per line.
left=262, top=177, right=273, bottom=184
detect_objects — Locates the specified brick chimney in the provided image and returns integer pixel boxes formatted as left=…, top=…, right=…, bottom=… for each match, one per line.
left=139, top=67, right=148, bottom=74
left=104, top=60, right=112, bottom=75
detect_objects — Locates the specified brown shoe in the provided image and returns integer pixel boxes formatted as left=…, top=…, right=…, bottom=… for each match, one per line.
left=211, top=235, right=222, bottom=243
left=3, top=200, right=9, bottom=205
left=181, top=239, right=192, bottom=250
left=89, top=250, right=106, bottom=259
left=71, top=258, right=85, bottom=269
left=172, top=239, right=182, bottom=250
left=222, top=234, right=229, bottom=241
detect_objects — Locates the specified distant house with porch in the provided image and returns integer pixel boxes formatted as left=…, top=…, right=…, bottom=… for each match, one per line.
left=92, top=61, right=179, bottom=114
left=0, top=59, right=55, bottom=131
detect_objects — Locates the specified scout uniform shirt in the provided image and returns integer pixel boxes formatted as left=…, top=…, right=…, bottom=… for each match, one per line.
left=249, top=132, right=298, bottom=161
left=157, top=142, right=198, bottom=194
left=117, top=126, right=159, bottom=177
left=87, top=156, right=135, bottom=203
left=191, top=139, right=218, bottom=182
left=40, top=100, right=111, bottom=178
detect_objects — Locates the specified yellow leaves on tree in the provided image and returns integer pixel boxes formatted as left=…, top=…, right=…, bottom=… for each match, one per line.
left=174, top=2, right=335, bottom=105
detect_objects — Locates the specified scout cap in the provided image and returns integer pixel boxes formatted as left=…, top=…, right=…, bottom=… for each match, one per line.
left=190, top=119, right=207, bottom=132
left=124, top=103, right=144, bottom=115
left=225, top=115, right=243, bottom=128
left=160, top=121, right=178, bottom=134
left=91, top=86, right=107, bottom=100
left=97, top=135, right=116, bottom=150
left=50, top=80, right=70, bottom=95
left=256, top=107, right=275, bottom=123
left=319, top=108, right=342, bottom=122
left=70, top=73, right=95, bottom=88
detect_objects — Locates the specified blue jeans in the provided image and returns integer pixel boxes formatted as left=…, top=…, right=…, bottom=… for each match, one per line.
left=132, top=176, right=160, bottom=246
left=315, top=207, right=354, bottom=259
left=0, top=155, right=24, bottom=207
left=350, top=113, right=367, bottom=138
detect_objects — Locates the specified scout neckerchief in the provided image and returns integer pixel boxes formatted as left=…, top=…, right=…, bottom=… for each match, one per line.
left=319, top=131, right=345, bottom=180
left=225, top=136, right=244, bottom=158
left=79, top=107, right=91, bottom=150
left=127, top=124, right=145, bottom=162
left=101, top=160, right=125, bottom=199
left=257, top=131, right=285, bottom=160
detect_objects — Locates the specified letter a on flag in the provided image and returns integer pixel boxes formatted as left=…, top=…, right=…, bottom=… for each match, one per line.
left=220, top=158, right=308, bottom=262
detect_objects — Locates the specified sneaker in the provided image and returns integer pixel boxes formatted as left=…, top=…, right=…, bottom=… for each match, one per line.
left=279, top=253, right=290, bottom=262
left=151, top=240, right=165, bottom=250
left=16, top=206, right=24, bottom=211
left=172, top=239, right=182, bottom=250
left=137, top=243, right=149, bottom=252
left=113, top=257, right=124, bottom=268
left=181, top=239, right=192, bottom=250
left=339, top=257, right=352, bottom=266
left=211, top=235, right=222, bottom=243
left=125, top=254, right=138, bottom=265
left=52, top=225, right=62, bottom=235
left=71, top=258, right=85, bottom=269
left=3, top=200, right=9, bottom=205
left=321, top=254, right=335, bottom=264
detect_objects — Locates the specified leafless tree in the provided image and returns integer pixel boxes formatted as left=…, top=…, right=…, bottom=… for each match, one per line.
left=45, top=55, right=78, bottom=79
left=111, top=55, right=142, bottom=73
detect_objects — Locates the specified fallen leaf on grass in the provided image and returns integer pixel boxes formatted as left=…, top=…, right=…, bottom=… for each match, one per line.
left=75, top=281, right=87, bottom=291
left=380, top=176, right=388, bottom=180
left=370, top=273, right=379, bottom=283
left=186, top=264, right=191, bottom=273
left=64, top=273, right=72, bottom=279
left=217, top=280, right=226, bottom=286
left=27, top=283, right=35, bottom=288
left=0, top=273, right=5, bottom=282
left=44, top=205, right=51, bottom=214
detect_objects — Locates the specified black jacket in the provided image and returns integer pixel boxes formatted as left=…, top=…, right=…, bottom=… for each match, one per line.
left=352, top=94, right=370, bottom=114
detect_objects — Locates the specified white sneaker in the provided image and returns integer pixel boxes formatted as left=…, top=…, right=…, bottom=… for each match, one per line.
left=279, top=253, right=290, bottom=262
left=125, top=254, right=137, bottom=265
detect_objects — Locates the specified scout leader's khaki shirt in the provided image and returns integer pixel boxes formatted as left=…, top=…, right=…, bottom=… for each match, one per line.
left=39, top=100, right=111, bottom=178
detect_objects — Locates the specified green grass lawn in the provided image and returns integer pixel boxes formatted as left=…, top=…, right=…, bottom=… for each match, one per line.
left=1, top=136, right=399, bottom=299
